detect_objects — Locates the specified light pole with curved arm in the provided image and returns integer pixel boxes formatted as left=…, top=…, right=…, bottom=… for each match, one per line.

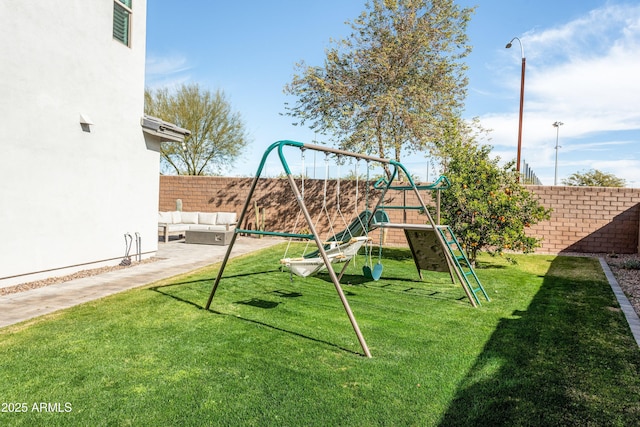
left=506, top=37, right=526, bottom=177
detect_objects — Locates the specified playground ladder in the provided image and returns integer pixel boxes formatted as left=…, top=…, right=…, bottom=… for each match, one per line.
left=437, top=226, right=490, bottom=306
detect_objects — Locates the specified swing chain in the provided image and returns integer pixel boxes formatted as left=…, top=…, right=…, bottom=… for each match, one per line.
left=300, top=148, right=305, bottom=200
left=336, top=155, right=341, bottom=212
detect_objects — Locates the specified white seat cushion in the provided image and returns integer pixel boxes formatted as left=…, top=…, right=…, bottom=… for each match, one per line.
left=180, top=212, right=199, bottom=224
left=216, top=212, right=237, bottom=225
left=170, top=211, right=182, bottom=223
left=198, top=212, right=218, bottom=225
left=158, top=211, right=173, bottom=224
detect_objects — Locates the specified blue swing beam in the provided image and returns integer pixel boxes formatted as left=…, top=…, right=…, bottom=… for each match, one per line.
left=205, top=140, right=460, bottom=358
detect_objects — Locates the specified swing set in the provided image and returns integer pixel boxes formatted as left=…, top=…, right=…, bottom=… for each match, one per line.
left=279, top=152, right=371, bottom=278
left=279, top=152, right=387, bottom=280
left=205, top=140, right=488, bottom=358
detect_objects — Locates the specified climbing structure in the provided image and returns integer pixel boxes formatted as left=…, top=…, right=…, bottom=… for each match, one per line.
left=370, top=178, right=490, bottom=307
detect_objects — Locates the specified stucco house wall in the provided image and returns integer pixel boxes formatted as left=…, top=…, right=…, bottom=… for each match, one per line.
left=0, top=1, right=160, bottom=287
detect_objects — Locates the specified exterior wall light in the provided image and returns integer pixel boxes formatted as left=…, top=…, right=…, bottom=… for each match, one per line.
left=80, top=113, right=94, bottom=133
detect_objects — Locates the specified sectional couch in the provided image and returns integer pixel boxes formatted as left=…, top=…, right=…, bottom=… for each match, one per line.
left=158, top=211, right=237, bottom=243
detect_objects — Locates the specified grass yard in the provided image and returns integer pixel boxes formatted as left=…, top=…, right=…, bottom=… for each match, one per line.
left=1, top=244, right=640, bottom=426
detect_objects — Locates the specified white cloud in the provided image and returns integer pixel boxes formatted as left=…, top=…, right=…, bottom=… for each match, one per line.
left=145, top=54, right=190, bottom=75
left=145, top=54, right=193, bottom=89
left=477, top=3, right=640, bottom=186
left=561, top=139, right=634, bottom=153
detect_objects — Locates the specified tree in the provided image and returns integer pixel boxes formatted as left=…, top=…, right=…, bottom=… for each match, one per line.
left=436, top=120, right=552, bottom=264
left=284, top=0, right=473, bottom=178
left=145, top=84, right=250, bottom=175
left=562, top=169, right=626, bottom=187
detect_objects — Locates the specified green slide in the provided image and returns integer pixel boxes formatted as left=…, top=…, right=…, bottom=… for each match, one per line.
left=304, top=210, right=389, bottom=259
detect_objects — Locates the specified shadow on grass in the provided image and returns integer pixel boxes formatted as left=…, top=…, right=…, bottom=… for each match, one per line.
left=149, top=262, right=470, bottom=357
left=150, top=264, right=468, bottom=310
left=302, top=271, right=467, bottom=304
left=272, top=290, right=303, bottom=298
left=205, top=307, right=364, bottom=357
left=236, top=298, right=280, bottom=309
left=147, top=270, right=280, bottom=310
left=316, top=271, right=422, bottom=285
left=437, top=256, right=640, bottom=426
left=149, top=272, right=365, bottom=356
left=474, top=261, right=509, bottom=270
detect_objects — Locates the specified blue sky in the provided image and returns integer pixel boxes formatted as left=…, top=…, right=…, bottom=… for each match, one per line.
left=145, top=1, right=640, bottom=186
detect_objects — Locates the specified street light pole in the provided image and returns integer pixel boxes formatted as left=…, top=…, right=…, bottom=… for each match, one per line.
left=553, top=121, right=564, bottom=185
left=506, top=37, right=526, bottom=177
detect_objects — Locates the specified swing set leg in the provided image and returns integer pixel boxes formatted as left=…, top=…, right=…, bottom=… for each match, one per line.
left=285, top=174, right=372, bottom=358
left=337, top=258, right=353, bottom=282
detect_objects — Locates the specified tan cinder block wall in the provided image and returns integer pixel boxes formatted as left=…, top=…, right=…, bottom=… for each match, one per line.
left=525, top=185, right=640, bottom=254
left=159, top=176, right=640, bottom=254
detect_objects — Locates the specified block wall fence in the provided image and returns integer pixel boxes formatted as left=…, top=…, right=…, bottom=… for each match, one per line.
left=159, top=176, right=640, bottom=255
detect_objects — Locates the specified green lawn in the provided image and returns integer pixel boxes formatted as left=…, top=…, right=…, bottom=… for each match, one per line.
left=1, top=245, right=639, bottom=426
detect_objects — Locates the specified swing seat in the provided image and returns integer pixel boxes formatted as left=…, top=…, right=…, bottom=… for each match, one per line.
left=363, top=263, right=383, bottom=281
left=281, top=236, right=369, bottom=278
left=280, top=258, right=328, bottom=277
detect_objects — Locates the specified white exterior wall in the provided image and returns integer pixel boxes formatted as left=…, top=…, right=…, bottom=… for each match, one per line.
left=0, top=1, right=160, bottom=287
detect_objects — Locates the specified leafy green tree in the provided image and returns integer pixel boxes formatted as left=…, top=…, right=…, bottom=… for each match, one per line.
left=436, top=120, right=551, bottom=264
left=562, top=169, right=626, bottom=187
left=284, top=0, right=474, bottom=178
left=145, top=84, right=250, bottom=175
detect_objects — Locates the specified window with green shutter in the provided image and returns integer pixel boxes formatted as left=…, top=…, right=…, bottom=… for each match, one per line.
left=113, top=0, right=132, bottom=46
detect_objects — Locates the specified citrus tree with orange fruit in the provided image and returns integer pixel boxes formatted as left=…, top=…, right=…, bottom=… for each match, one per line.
left=435, top=121, right=551, bottom=265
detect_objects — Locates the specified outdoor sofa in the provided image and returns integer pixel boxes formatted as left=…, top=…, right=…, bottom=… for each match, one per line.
left=158, top=211, right=237, bottom=243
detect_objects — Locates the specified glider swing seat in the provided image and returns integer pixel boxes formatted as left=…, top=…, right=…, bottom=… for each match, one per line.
left=279, top=154, right=375, bottom=278
left=282, top=209, right=388, bottom=279
left=280, top=236, right=370, bottom=278
left=204, top=140, right=487, bottom=358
